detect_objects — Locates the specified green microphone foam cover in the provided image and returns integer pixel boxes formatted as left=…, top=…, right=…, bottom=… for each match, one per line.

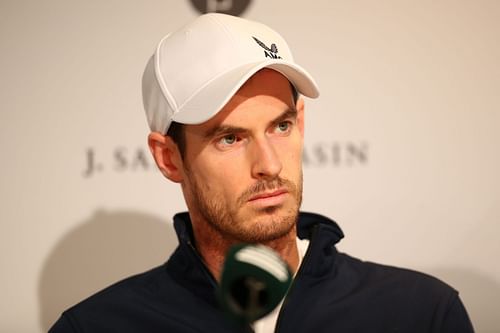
left=218, top=244, right=292, bottom=324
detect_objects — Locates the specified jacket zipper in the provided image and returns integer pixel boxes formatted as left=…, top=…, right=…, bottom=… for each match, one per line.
left=273, top=225, right=319, bottom=333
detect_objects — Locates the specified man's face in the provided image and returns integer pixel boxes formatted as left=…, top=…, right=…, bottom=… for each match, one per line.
left=180, top=69, right=304, bottom=243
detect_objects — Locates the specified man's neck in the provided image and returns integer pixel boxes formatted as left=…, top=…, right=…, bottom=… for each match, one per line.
left=190, top=216, right=299, bottom=282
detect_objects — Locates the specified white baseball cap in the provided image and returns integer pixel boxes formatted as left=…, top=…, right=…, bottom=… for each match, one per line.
left=142, top=13, right=320, bottom=134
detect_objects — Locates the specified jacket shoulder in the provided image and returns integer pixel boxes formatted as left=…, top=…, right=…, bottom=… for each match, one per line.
left=335, top=252, right=458, bottom=304
left=49, top=265, right=182, bottom=332
left=333, top=253, right=473, bottom=332
left=285, top=251, right=473, bottom=332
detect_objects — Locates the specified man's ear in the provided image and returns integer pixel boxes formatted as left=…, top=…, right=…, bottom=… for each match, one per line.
left=148, top=132, right=184, bottom=183
left=296, top=97, right=305, bottom=137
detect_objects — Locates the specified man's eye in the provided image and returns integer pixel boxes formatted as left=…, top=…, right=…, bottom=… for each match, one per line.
left=220, top=134, right=237, bottom=145
left=276, top=121, right=291, bottom=133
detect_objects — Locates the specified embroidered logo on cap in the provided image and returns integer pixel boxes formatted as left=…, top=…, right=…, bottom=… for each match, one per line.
left=252, top=36, right=282, bottom=59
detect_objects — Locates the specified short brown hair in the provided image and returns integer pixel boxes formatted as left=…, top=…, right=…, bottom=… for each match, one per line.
left=166, top=121, right=186, bottom=158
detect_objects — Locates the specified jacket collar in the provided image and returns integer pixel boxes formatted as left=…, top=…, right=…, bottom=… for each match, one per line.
left=166, top=211, right=344, bottom=305
left=295, top=212, right=344, bottom=277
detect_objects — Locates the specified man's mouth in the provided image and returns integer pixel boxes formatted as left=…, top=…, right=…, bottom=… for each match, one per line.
left=247, top=189, right=289, bottom=206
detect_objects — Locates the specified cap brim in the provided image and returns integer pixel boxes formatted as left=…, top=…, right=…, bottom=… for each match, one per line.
left=171, top=60, right=319, bottom=125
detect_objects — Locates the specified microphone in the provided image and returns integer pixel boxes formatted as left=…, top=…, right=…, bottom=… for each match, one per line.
left=218, top=244, right=292, bottom=325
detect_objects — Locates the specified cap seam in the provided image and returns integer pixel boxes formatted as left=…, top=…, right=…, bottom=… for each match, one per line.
left=209, top=14, right=240, bottom=51
left=154, top=34, right=178, bottom=114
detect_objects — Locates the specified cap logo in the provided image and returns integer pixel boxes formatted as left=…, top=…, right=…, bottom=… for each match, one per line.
left=252, top=36, right=282, bottom=59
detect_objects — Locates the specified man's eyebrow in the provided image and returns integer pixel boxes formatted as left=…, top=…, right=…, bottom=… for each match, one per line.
left=203, top=124, right=247, bottom=140
left=203, top=107, right=298, bottom=139
left=272, top=108, right=297, bottom=124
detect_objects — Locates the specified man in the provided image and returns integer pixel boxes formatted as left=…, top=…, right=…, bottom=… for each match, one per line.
left=50, top=13, right=474, bottom=332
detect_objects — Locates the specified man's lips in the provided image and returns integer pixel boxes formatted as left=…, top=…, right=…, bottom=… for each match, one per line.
left=248, top=189, right=288, bottom=202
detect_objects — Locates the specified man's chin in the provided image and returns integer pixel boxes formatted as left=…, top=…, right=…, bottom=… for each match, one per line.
left=234, top=211, right=298, bottom=243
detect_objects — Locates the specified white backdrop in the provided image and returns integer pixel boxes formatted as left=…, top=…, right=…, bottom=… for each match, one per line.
left=1, top=1, right=499, bottom=332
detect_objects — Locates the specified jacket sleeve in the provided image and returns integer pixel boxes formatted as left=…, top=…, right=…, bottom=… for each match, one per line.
left=48, top=314, right=79, bottom=333
left=440, top=294, right=475, bottom=333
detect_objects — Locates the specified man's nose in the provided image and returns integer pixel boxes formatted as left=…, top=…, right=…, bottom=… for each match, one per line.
left=250, top=137, right=282, bottom=180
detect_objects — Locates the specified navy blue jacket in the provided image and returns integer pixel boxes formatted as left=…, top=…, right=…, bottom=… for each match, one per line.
left=49, top=212, right=474, bottom=332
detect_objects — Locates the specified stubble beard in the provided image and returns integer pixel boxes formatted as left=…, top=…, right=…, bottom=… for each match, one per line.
left=187, top=171, right=303, bottom=243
